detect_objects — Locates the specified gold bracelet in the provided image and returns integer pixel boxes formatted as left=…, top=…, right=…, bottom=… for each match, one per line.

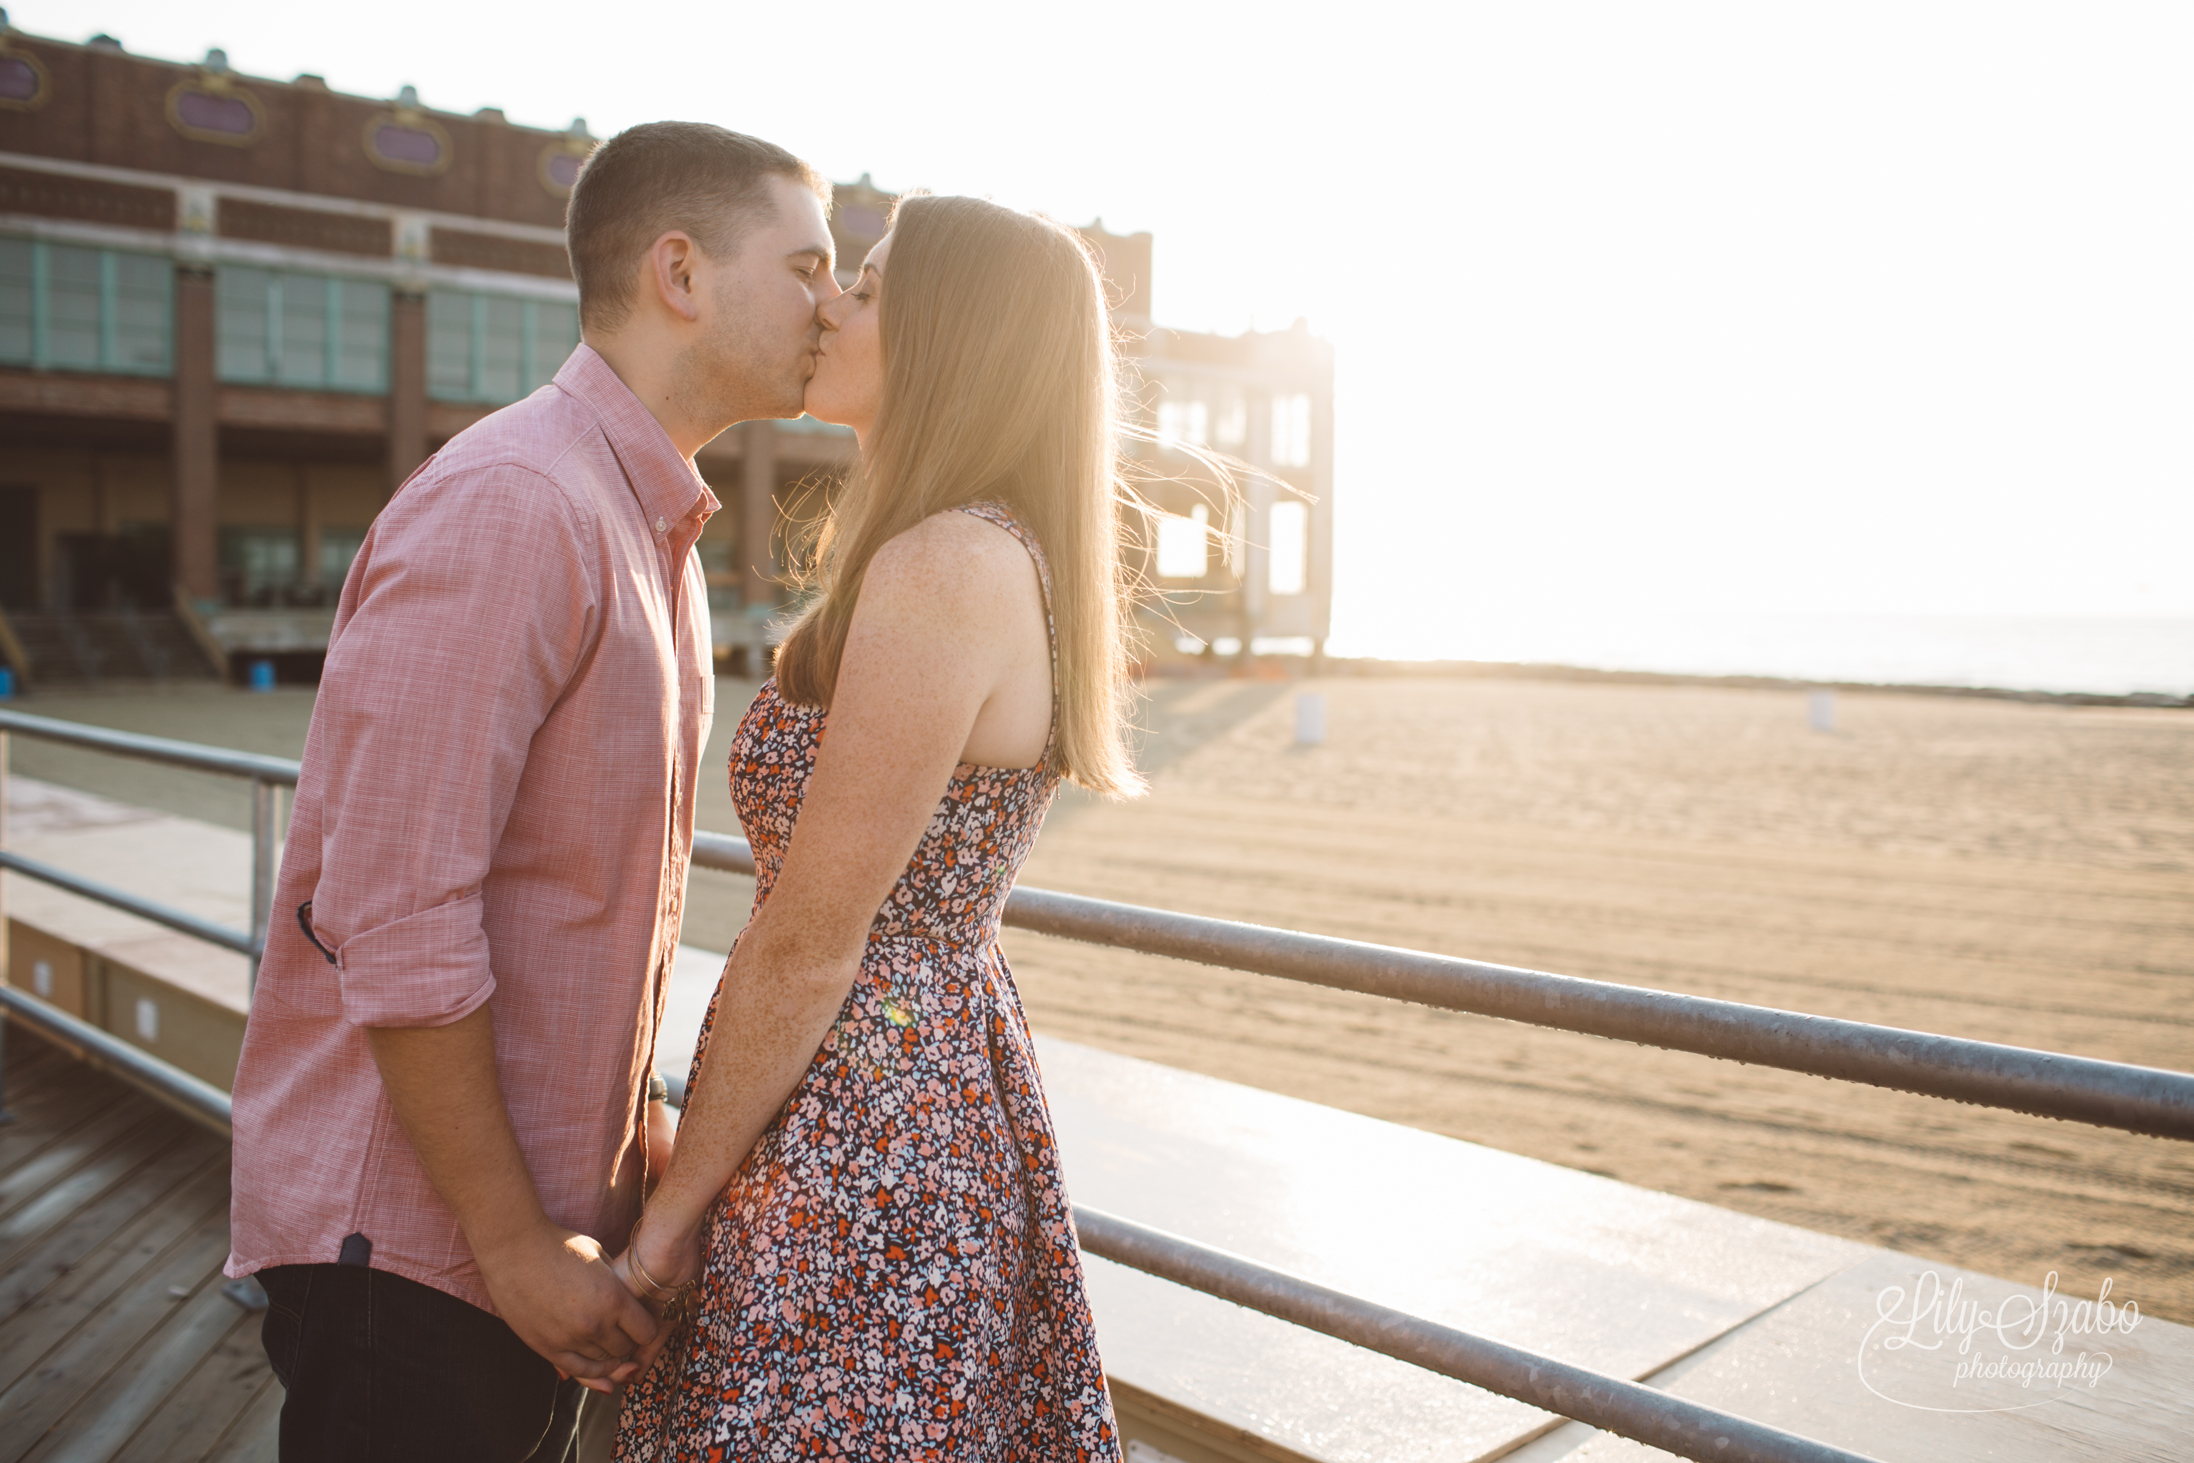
left=628, top=1222, right=694, bottom=1302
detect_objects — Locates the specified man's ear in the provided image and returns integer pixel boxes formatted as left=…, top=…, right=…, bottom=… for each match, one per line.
left=645, top=231, right=704, bottom=324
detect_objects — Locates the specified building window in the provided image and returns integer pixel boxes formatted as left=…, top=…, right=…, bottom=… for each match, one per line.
left=1156, top=503, right=1210, bottom=580
left=166, top=81, right=265, bottom=146
left=219, top=525, right=301, bottom=605
left=1156, top=395, right=1207, bottom=450
left=1267, top=499, right=1308, bottom=596
left=428, top=289, right=580, bottom=405
left=1, top=51, right=49, bottom=110
left=538, top=132, right=595, bottom=200
left=1156, top=377, right=1251, bottom=453
left=1271, top=392, right=1312, bottom=468
left=0, top=238, right=172, bottom=375
left=364, top=99, right=452, bottom=176
left=216, top=266, right=389, bottom=391
left=320, top=527, right=367, bottom=586
left=1214, top=389, right=1247, bottom=450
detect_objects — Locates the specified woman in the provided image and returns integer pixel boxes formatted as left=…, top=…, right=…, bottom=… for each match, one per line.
left=611, top=195, right=1137, bottom=1460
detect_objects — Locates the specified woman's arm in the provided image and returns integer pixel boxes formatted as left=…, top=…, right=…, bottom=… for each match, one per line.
left=615, top=511, right=1047, bottom=1320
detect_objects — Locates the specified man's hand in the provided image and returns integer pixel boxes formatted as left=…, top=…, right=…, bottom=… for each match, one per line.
left=364, top=1006, right=658, bottom=1389
left=475, top=1221, right=659, bottom=1391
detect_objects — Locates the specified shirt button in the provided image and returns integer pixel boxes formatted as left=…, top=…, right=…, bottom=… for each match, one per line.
left=654, top=516, right=668, bottom=533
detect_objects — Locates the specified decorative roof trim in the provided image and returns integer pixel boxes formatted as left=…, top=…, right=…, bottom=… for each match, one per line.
left=0, top=149, right=570, bottom=244
left=536, top=136, right=592, bottom=200
left=362, top=108, right=453, bottom=177
left=165, top=74, right=266, bottom=146
left=0, top=40, right=48, bottom=112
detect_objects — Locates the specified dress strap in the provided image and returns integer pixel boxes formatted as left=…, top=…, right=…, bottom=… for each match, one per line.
left=955, top=502, right=1059, bottom=767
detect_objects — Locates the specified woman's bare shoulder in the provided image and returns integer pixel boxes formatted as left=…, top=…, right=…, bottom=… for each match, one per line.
left=863, top=507, right=1034, bottom=608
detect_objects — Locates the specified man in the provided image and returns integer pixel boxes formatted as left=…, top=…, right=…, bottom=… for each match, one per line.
left=225, top=123, right=842, bottom=1462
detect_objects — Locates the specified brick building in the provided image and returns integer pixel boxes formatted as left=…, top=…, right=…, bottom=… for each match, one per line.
left=0, top=19, right=1331, bottom=685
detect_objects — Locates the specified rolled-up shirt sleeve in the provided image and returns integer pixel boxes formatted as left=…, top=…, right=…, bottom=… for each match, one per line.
left=307, top=463, right=596, bottom=1028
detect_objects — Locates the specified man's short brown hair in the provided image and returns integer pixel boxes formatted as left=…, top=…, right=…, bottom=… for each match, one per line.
left=565, top=122, right=829, bottom=333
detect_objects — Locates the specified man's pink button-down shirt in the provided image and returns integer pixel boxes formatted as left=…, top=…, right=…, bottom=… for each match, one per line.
left=226, top=345, right=721, bottom=1312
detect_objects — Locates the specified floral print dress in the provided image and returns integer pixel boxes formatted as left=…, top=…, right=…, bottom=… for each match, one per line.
left=615, top=503, right=1121, bottom=1463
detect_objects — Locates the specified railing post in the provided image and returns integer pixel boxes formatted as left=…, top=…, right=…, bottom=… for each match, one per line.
left=248, top=774, right=281, bottom=1004
left=1, top=725, right=13, bottom=1123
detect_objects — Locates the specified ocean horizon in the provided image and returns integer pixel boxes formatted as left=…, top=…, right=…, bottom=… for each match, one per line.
left=1323, top=613, right=2194, bottom=699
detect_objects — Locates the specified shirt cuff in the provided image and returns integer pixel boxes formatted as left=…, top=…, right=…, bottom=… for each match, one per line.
left=334, top=895, right=497, bottom=1028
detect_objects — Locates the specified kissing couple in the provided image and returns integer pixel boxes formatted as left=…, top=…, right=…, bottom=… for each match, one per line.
left=225, top=122, right=1135, bottom=1462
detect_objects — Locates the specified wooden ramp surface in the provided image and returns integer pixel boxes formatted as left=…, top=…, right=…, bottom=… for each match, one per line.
left=0, top=1026, right=276, bottom=1463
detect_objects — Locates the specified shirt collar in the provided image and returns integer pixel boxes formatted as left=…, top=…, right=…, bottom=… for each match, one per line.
left=554, top=343, right=722, bottom=535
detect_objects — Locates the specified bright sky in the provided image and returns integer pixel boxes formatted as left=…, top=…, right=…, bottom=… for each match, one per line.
left=19, top=1, right=2194, bottom=649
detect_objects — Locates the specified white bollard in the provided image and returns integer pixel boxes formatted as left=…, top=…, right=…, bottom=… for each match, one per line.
left=1294, top=692, right=1327, bottom=747
left=1808, top=689, right=1836, bottom=734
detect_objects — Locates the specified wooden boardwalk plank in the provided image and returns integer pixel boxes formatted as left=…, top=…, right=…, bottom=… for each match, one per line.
left=0, top=1040, right=64, bottom=1111
left=0, top=1142, right=226, bottom=1327
left=0, top=1109, right=195, bottom=1275
left=23, top=1280, right=260, bottom=1463
left=0, top=1034, right=67, bottom=1095
left=0, top=1035, right=270, bottom=1463
left=0, top=1164, right=228, bottom=1397
left=105, top=1308, right=271, bottom=1463
left=0, top=1055, right=110, bottom=1182
left=0, top=1102, right=168, bottom=1227
left=0, top=1028, right=88, bottom=1096
left=199, top=1375, right=281, bottom=1463
left=0, top=1204, right=231, bottom=1458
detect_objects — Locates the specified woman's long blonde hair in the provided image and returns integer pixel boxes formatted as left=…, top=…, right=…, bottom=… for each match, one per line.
left=772, top=194, right=1144, bottom=798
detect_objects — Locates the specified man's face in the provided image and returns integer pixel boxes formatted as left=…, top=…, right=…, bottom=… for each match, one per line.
left=684, top=174, right=840, bottom=420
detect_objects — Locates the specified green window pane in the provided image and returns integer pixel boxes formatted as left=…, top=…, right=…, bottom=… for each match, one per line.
left=426, top=288, right=472, bottom=400
left=0, top=238, right=30, bottom=364
left=278, top=273, right=328, bottom=388
left=217, top=265, right=272, bottom=381
left=479, top=295, right=524, bottom=403
left=333, top=279, right=389, bottom=391
left=219, top=525, right=301, bottom=602
left=320, top=526, right=367, bottom=584
left=111, top=252, right=171, bottom=373
left=45, top=244, right=101, bottom=369
left=530, top=300, right=579, bottom=389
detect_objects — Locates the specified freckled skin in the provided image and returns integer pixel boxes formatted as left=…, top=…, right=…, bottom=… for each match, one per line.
left=612, top=507, right=1116, bottom=1459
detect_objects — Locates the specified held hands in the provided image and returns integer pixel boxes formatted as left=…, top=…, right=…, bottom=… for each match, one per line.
left=609, top=1214, right=704, bottom=1379
left=474, top=1221, right=659, bottom=1394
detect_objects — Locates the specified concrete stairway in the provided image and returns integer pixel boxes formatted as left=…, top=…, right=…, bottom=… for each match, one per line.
left=5, top=610, right=221, bottom=686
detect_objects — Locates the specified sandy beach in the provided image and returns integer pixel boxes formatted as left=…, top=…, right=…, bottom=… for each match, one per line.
left=10, top=672, right=2192, bottom=1325
left=1000, top=674, right=2194, bottom=1327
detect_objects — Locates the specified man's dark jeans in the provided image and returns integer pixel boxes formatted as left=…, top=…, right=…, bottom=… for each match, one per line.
left=258, top=1263, right=583, bottom=1463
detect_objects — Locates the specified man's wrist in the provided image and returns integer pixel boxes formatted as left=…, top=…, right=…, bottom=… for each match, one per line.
left=466, top=1203, right=555, bottom=1261
left=646, top=1072, right=670, bottom=1106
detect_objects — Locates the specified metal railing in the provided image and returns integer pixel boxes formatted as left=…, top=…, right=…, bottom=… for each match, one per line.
left=691, top=832, right=2194, bottom=1140
left=7, top=712, right=2193, bottom=1460
left=0, top=709, right=294, bottom=993
left=0, top=983, right=233, bottom=1136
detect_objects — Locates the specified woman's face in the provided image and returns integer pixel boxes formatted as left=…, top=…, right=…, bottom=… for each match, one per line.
left=805, top=233, right=890, bottom=437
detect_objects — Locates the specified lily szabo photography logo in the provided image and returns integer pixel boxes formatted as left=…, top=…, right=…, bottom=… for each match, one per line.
left=1858, top=1270, right=2141, bottom=1413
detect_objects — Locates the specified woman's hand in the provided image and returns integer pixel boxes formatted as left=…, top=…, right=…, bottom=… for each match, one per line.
left=609, top=1214, right=704, bottom=1377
